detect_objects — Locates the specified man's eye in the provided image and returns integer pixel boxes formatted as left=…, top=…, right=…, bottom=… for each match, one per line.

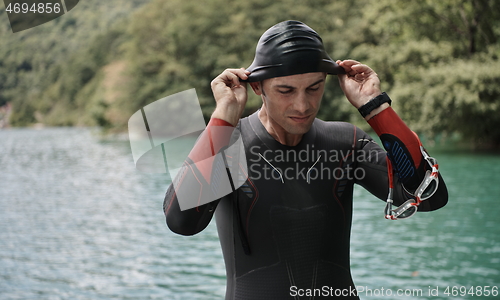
left=308, top=86, right=320, bottom=92
left=278, top=89, right=293, bottom=94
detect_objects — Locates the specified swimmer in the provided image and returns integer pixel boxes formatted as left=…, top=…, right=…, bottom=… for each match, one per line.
left=163, top=20, right=448, bottom=299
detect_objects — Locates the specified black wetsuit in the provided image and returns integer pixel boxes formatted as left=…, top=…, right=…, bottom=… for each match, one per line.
left=164, top=111, right=448, bottom=299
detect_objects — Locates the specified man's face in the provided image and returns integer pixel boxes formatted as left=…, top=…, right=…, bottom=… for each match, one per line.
left=252, top=72, right=327, bottom=136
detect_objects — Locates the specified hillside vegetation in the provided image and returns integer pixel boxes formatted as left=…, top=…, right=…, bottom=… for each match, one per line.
left=0, top=0, right=150, bottom=125
left=1, top=0, right=499, bottom=147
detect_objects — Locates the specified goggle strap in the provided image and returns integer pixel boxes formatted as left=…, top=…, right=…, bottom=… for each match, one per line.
left=386, top=156, right=394, bottom=189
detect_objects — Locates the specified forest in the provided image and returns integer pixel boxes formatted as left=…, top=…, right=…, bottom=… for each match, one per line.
left=1, top=0, right=499, bottom=148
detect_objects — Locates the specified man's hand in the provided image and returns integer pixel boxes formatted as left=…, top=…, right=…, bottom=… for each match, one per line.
left=211, top=68, right=250, bottom=126
left=337, top=60, right=382, bottom=108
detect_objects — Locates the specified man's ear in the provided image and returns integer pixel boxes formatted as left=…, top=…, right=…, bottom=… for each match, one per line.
left=249, top=82, right=262, bottom=96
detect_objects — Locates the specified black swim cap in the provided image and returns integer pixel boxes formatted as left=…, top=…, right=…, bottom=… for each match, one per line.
left=246, top=20, right=345, bottom=82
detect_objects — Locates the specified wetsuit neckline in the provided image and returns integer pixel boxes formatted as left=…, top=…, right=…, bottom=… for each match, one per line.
left=247, top=110, right=317, bottom=151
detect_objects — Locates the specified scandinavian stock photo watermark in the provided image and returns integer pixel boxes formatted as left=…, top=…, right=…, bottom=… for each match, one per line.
left=248, top=145, right=380, bottom=182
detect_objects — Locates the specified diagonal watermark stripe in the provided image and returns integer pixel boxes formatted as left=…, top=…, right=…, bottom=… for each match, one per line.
left=128, top=89, right=248, bottom=210
left=60, top=0, right=67, bottom=13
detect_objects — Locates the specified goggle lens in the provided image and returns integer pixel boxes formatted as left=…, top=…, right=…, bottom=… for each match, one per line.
left=396, top=205, right=417, bottom=219
left=421, top=178, right=438, bottom=199
left=392, top=200, right=418, bottom=219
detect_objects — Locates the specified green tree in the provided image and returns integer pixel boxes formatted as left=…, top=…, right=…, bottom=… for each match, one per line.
left=0, top=0, right=150, bottom=126
left=350, top=0, right=500, bottom=147
left=3, top=0, right=499, bottom=147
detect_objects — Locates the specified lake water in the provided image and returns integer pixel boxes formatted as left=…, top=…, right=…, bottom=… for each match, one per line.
left=1, top=127, right=499, bottom=299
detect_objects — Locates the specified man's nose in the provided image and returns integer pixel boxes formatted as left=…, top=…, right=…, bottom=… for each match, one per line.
left=292, top=92, right=310, bottom=113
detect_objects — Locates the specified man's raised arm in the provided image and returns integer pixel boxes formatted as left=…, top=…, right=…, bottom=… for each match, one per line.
left=337, top=60, right=448, bottom=212
left=163, top=69, right=250, bottom=235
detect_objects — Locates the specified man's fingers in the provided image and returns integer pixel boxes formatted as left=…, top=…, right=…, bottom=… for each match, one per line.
left=233, top=82, right=248, bottom=101
left=222, top=69, right=241, bottom=87
left=351, top=63, right=373, bottom=74
left=233, top=68, right=251, bottom=85
left=211, top=68, right=250, bottom=105
left=213, top=68, right=250, bottom=89
left=337, top=59, right=361, bottom=71
left=337, top=60, right=376, bottom=77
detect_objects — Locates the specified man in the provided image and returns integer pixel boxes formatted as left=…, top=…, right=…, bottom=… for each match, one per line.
left=164, top=20, right=448, bottom=299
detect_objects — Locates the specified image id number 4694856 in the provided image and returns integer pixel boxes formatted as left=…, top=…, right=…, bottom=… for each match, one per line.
left=443, top=286, right=498, bottom=297
left=5, top=2, right=62, bottom=14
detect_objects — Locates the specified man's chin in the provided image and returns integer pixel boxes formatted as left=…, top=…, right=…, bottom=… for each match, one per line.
left=284, top=120, right=314, bottom=135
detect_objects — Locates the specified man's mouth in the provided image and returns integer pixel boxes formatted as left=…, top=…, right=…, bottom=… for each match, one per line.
left=289, top=115, right=310, bottom=123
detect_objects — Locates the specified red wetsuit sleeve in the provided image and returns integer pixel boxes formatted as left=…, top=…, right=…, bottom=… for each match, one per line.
left=187, top=118, right=235, bottom=183
left=367, top=107, right=422, bottom=168
left=365, top=106, right=448, bottom=211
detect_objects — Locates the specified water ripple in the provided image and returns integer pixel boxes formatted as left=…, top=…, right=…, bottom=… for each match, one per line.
left=1, top=128, right=499, bottom=299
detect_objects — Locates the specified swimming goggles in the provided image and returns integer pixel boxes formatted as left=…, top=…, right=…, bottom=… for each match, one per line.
left=384, top=146, right=439, bottom=220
